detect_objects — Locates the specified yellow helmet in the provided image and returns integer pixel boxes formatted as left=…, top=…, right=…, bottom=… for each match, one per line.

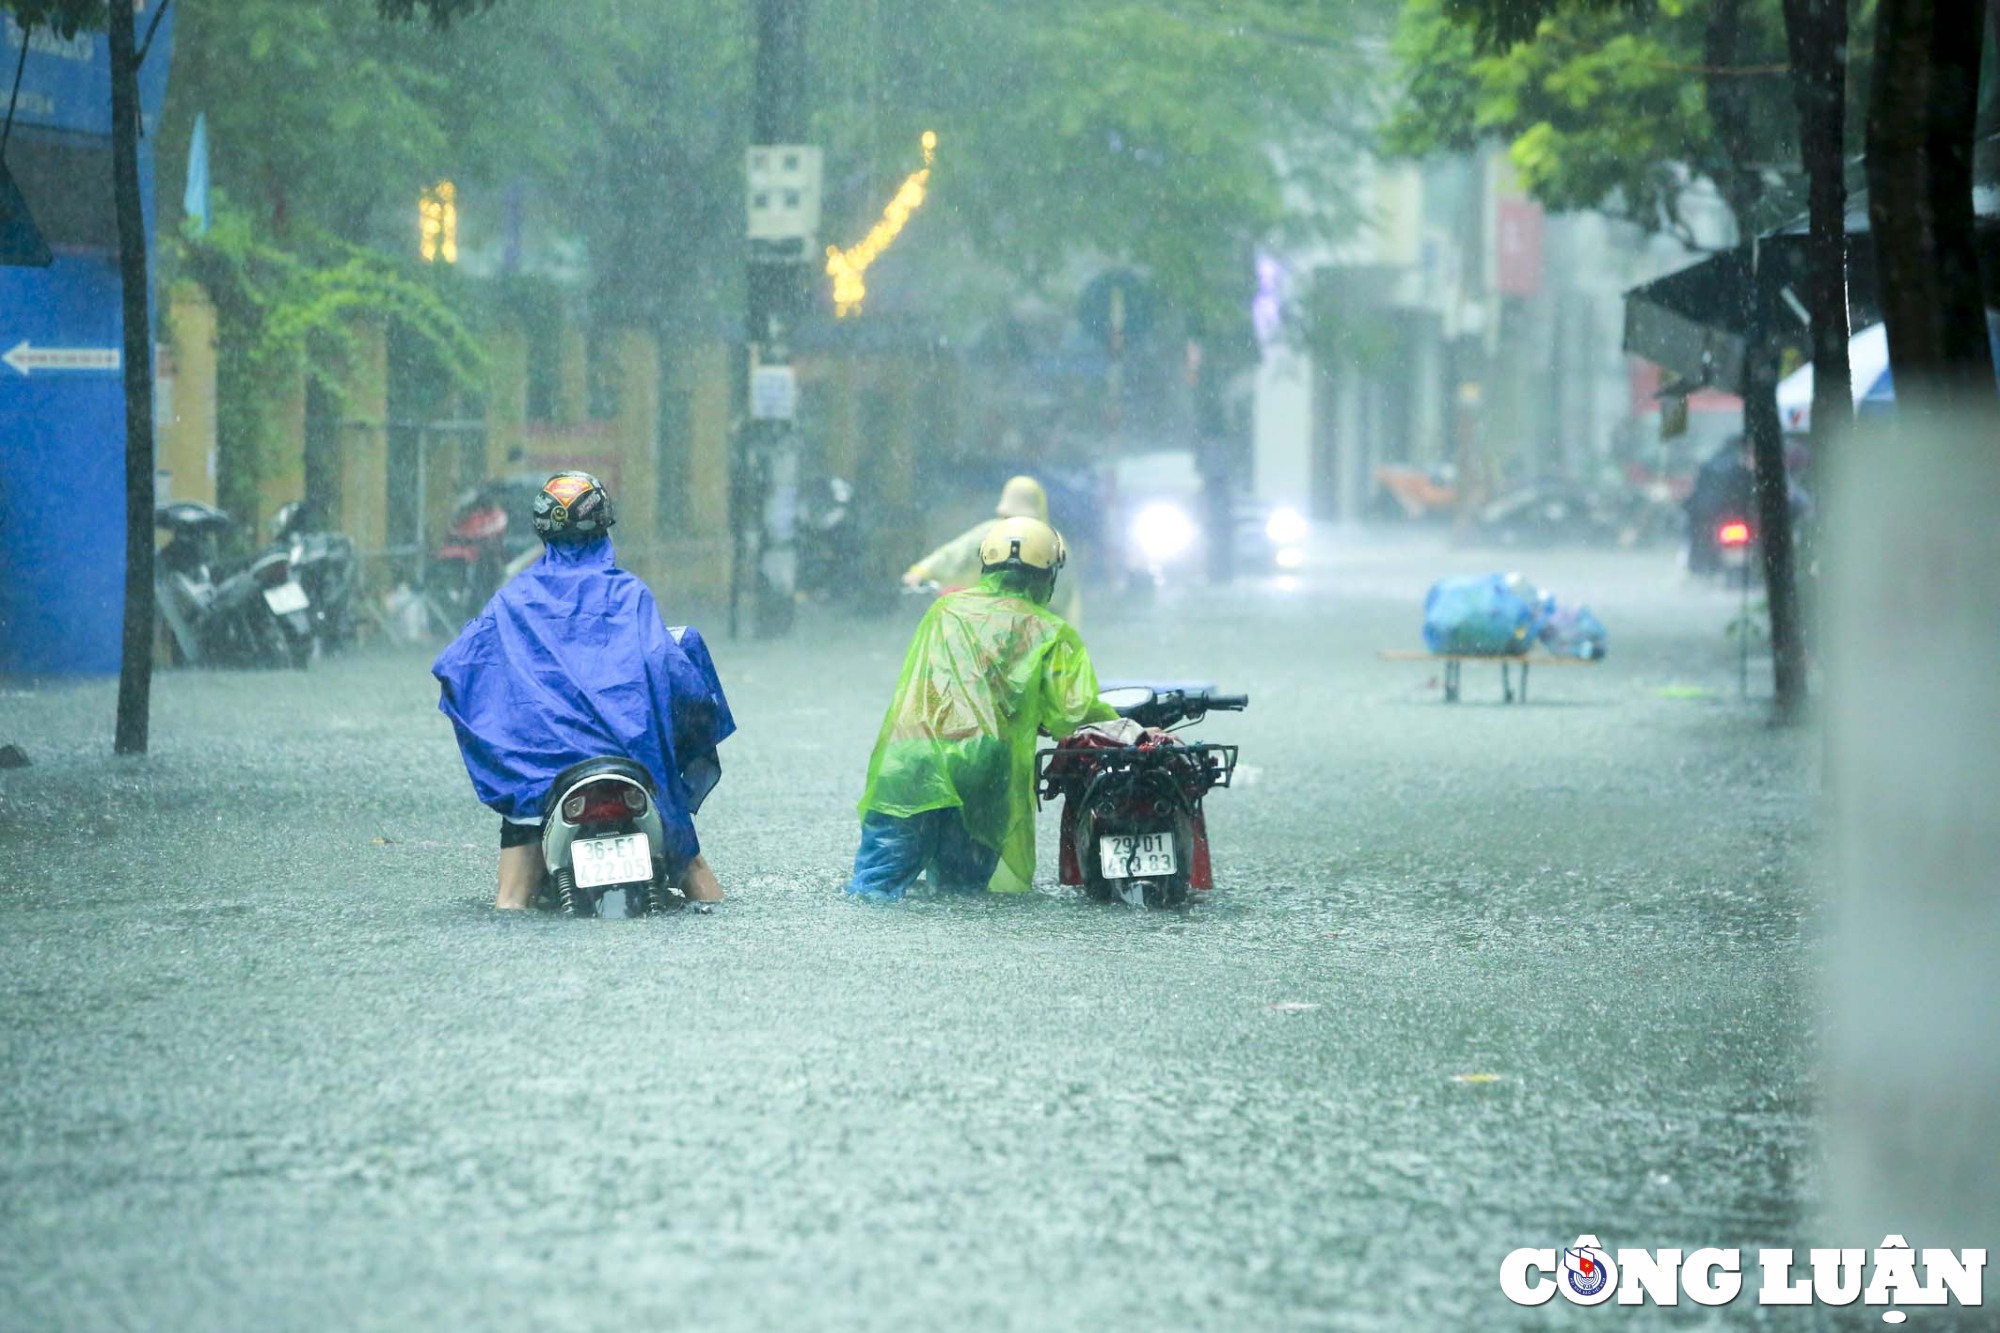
left=995, top=475, right=1049, bottom=521
left=979, top=516, right=1066, bottom=573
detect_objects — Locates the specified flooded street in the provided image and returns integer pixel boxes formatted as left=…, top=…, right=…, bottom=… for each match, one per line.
left=0, top=535, right=1825, bottom=1330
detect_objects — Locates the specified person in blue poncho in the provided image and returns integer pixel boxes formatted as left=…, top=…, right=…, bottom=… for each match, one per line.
left=432, top=471, right=735, bottom=910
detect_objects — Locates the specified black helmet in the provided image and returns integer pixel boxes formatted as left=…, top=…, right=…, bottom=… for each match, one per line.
left=531, top=471, right=616, bottom=542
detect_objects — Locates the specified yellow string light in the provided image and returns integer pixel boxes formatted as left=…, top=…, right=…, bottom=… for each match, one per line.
left=826, top=132, right=936, bottom=317
left=420, top=181, right=457, bottom=264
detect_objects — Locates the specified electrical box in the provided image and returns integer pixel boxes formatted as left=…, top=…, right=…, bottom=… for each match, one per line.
left=746, top=144, right=823, bottom=257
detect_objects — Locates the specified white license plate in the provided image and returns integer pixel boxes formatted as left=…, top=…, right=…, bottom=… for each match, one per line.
left=263, top=581, right=309, bottom=614
left=573, top=833, right=652, bottom=889
left=1098, top=832, right=1177, bottom=879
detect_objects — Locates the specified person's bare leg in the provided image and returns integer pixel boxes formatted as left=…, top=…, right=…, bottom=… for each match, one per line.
left=681, top=854, right=722, bottom=903
left=497, top=844, right=545, bottom=910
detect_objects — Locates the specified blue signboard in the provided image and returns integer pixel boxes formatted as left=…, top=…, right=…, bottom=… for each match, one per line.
left=0, top=5, right=175, bottom=677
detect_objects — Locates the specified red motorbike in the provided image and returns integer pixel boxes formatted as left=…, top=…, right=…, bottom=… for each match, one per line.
left=431, top=474, right=545, bottom=622
left=1037, top=686, right=1246, bottom=908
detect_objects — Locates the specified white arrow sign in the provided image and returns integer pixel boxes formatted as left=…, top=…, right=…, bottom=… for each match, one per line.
left=3, top=341, right=122, bottom=378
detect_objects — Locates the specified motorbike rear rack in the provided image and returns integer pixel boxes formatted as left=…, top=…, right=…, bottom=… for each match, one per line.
left=1034, top=742, right=1239, bottom=808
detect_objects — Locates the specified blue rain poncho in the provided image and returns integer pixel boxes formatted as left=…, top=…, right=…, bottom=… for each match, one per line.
left=432, top=539, right=734, bottom=869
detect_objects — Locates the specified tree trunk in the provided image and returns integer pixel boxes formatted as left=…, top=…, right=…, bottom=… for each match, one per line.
left=1866, top=0, right=1996, bottom=415
left=1746, top=258, right=1809, bottom=720
left=1708, top=0, right=1808, bottom=720
left=109, top=3, right=156, bottom=756
left=1782, top=0, right=1853, bottom=451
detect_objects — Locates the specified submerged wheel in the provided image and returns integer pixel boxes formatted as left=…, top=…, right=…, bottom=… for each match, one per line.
left=641, top=858, right=679, bottom=915
left=1078, top=770, right=1196, bottom=909
left=553, top=867, right=595, bottom=918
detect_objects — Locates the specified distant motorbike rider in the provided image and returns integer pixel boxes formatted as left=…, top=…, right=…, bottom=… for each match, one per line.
left=432, top=471, right=734, bottom=910
left=850, top=516, right=1117, bottom=901
left=901, top=474, right=1084, bottom=625
left=1683, top=436, right=1813, bottom=575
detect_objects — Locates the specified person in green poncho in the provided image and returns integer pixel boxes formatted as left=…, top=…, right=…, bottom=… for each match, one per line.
left=848, top=516, right=1117, bottom=901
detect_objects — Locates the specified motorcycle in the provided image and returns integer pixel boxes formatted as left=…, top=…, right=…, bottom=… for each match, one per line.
left=1471, top=478, right=1629, bottom=548
left=533, top=746, right=727, bottom=918
left=155, top=502, right=313, bottom=669
left=532, top=757, right=681, bottom=918
left=1037, top=685, right=1246, bottom=908
left=431, top=474, right=544, bottom=624
left=797, top=475, right=863, bottom=603
left=270, top=501, right=358, bottom=657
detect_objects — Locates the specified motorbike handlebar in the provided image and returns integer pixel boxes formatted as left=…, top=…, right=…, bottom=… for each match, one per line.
left=1107, top=688, right=1248, bottom=730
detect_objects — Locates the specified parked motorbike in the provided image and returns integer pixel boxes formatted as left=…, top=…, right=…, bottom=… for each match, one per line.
left=1471, top=478, right=1631, bottom=548
left=1037, top=685, right=1246, bottom=908
left=798, top=475, right=863, bottom=602
left=431, top=474, right=544, bottom=623
left=155, top=502, right=313, bottom=669
left=534, top=756, right=699, bottom=918
left=270, top=501, right=358, bottom=657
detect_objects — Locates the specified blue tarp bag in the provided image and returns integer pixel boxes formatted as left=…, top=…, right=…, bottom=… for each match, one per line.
left=1422, top=574, right=1547, bottom=656
left=1539, top=603, right=1608, bottom=660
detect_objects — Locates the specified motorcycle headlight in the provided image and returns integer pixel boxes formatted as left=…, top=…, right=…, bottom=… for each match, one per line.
left=1265, top=506, right=1308, bottom=547
left=1132, top=503, right=1196, bottom=563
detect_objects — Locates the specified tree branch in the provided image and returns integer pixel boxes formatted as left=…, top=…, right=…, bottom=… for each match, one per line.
left=136, top=0, right=172, bottom=70
left=2, top=17, right=29, bottom=160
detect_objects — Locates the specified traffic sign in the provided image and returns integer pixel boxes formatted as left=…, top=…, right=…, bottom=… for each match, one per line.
left=3, top=339, right=121, bottom=376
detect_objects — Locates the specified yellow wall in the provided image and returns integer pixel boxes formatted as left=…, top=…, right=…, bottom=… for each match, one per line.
left=485, top=327, right=527, bottom=475
left=336, top=321, right=389, bottom=582
left=256, top=377, right=305, bottom=540
left=158, top=284, right=217, bottom=507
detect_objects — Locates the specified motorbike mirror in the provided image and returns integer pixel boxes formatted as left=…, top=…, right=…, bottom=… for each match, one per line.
left=1099, top=686, right=1156, bottom=711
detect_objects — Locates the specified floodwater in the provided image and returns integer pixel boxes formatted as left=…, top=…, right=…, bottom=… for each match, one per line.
left=0, top=533, right=1833, bottom=1330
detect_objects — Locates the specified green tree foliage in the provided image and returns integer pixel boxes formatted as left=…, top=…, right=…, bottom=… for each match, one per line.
left=1384, top=0, right=1801, bottom=239
left=21, top=0, right=1384, bottom=432
left=376, top=0, right=494, bottom=25
left=2, top=0, right=101, bottom=38
left=809, top=0, right=1374, bottom=327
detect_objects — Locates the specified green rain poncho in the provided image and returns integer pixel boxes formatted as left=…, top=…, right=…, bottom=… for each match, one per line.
left=858, top=570, right=1116, bottom=893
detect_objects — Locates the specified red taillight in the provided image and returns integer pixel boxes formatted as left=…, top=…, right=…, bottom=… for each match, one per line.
left=563, top=780, right=643, bottom=825
left=1717, top=521, right=1751, bottom=547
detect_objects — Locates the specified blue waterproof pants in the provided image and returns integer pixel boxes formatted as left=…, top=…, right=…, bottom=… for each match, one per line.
left=845, top=809, right=1002, bottom=901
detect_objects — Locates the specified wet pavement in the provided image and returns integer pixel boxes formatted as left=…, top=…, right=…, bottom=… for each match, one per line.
left=1, top=533, right=1829, bottom=1330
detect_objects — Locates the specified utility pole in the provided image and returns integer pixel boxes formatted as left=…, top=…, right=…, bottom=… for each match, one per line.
left=734, top=0, right=813, bottom=638
left=110, top=1, right=157, bottom=754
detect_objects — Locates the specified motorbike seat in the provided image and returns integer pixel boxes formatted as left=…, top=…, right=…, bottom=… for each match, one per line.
left=546, top=755, right=655, bottom=803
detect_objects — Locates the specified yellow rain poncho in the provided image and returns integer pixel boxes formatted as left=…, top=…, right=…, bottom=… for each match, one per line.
left=858, top=570, right=1116, bottom=892
left=907, top=476, right=1086, bottom=627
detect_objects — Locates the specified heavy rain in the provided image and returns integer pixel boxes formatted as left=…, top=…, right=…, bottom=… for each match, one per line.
left=1, top=1, right=1996, bottom=1329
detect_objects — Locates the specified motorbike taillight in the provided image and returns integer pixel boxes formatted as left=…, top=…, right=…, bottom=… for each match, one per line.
left=563, top=780, right=641, bottom=824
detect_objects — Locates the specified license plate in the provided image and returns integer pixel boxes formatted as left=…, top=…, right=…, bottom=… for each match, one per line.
left=1098, top=832, right=1177, bottom=879
left=263, top=582, right=309, bottom=614
left=572, top=833, right=652, bottom=889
